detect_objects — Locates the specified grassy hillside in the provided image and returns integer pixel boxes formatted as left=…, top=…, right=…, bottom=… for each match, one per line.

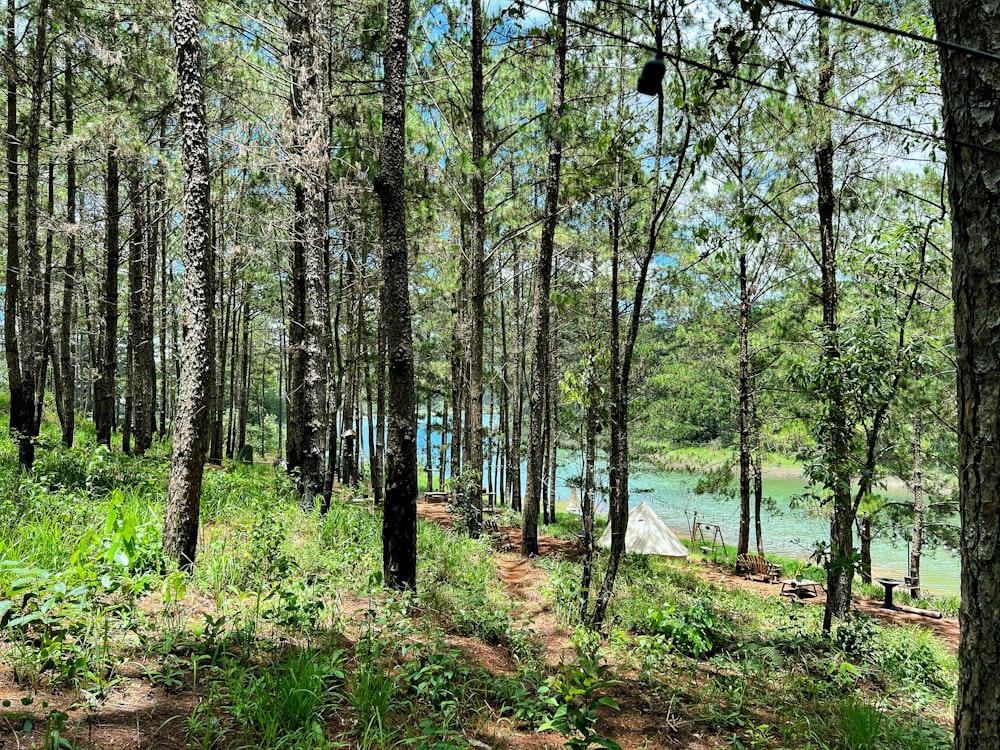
left=0, top=435, right=955, bottom=749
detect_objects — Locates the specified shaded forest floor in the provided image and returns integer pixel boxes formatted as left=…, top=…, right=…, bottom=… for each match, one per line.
left=1, top=459, right=957, bottom=750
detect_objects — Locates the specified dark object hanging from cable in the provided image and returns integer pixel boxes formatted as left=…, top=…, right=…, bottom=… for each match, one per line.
left=637, top=54, right=665, bottom=96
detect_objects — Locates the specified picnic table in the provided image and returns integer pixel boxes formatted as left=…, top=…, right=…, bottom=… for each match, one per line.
left=780, top=578, right=824, bottom=598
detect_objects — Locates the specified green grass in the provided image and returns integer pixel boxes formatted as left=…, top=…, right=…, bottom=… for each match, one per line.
left=0, top=418, right=959, bottom=750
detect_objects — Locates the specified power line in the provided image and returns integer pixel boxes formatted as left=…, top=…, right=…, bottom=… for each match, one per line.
left=769, top=0, right=1000, bottom=67
left=519, top=0, right=1000, bottom=158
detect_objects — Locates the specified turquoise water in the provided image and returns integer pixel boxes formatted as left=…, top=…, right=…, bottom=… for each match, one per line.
left=377, top=421, right=960, bottom=597
left=559, top=458, right=960, bottom=597
left=621, top=465, right=959, bottom=596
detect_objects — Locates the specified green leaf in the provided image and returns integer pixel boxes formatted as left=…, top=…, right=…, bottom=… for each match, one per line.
left=0, top=600, right=14, bottom=627
left=8, top=612, right=44, bottom=628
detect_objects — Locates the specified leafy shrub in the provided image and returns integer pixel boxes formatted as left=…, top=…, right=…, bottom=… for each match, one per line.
left=874, top=626, right=954, bottom=695
left=641, top=599, right=730, bottom=657
left=833, top=616, right=880, bottom=661
left=540, top=642, right=622, bottom=750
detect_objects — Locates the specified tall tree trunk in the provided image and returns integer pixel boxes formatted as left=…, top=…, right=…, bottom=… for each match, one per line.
left=374, top=0, right=417, bottom=590
left=237, top=298, right=250, bottom=452
left=57, top=49, right=76, bottom=447
left=287, top=203, right=306, bottom=475
left=499, top=290, right=509, bottom=506
left=211, top=242, right=230, bottom=463
left=540, top=377, right=550, bottom=526
left=321, top=201, right=336, bottom=508
left=14, top=0, right=51, bottom=470
left=163, top=0, right=214, bottom=570
left=909, top=407, right=924, bottom=599
left=157, top=162, right=168, bottom=435
left=330, top=245, right=344, bottom=480
left=425, top=390, right=434, bottom=492
left=591, top=23, right=689, bottom=627
left=548, top=301, right=558, bottom=523
left=94, top=146, right=120, bottom=448
left=5, top=0, right=24, bottom=463
left=522, top=0, right=567, bottom=556
left=79, top=234, right=97, bottom=418
left=753, top=387, right=764, bottom=556
left=224, top=285, right=236, bottom=458
left=592, top=168, right=624, bottom=627
left=508, top=242, right=522, bottom=511
left=858, top=516, right=873, bottom=585
left=450, top=290, right=464, bottom=483
left=463, top=0, right=487, bottom=533
left=815, top=13, right=853, bottom=632
left=127, top=167, right=155, bottom=455
left=41, top=67, right=54, bottom=438
left=579, top=247, right=599, bottom=620
left=927, top=6, right=1000, bottom=740
left=737, top=242, right=752, bottom=556
left=340, top=243, right=359, bottom=485
left=439, top=394, right=448, bottom=489
left=286, top=0, right=329, bottom=507
left=277, top=250, right=286, bottom=460
left=373, top=306, right=386, bottom=503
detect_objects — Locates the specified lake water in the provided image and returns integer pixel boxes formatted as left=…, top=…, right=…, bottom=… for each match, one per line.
left=365, top=421, right=961, bottom=597
left=558, top=454, right=960, bottom=597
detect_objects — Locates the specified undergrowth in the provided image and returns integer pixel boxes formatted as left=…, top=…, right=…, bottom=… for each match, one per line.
left=0, top=423, right=957, bottom=750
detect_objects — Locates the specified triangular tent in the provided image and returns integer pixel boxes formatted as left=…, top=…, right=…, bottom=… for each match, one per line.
left=566, top=488, right=581, bottom=515
left=597, top=502, right=688, bottom=558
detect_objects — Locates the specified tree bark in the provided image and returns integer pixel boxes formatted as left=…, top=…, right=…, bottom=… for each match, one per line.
left=591, top=167, right=624, bottom=627
left=5, top=0, right=24, bottom=464
left=375, top=0, right=417, bottom=590
left=463, top=0, right=487, bottom=532
left=522, top=0, right=567, bottom=556
left=162, top=0, right=215, bottom=571
left=237, top=298, right=250, bottom=453
left=286, top=0, right=329, bottom=507
left=578, top=245, right=599, bottom=620
left=425, top=390, right=434, bottom=492
left=930, top=2, right=1000, bottom=744
left=157, top=161, right=169, bottom=435
left=57, top=48, right=76, bottom=447
left=14, top=0, right=51, bottom=470
left=753, top=387, right=764, bottom=556
left=815, top=13, right=853, bottom=632
left=211, top=236, right=230, bottom=464
left=373, top=303, right=386, bottom=503
left=909, top=407, right=924, bottom=599
left=737, top=243, right=751, bottom=556
left=340, top=241, right=359, bottom=485
left=94, top=146, right=120, bottom=449
left=508, top=241, right=522, bottom=511
left=126, top=167, right=155, bottom=455
left=548, top=300, right=559, bottom=523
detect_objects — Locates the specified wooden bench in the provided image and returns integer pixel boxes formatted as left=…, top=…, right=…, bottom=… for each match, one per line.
left=484, top=517, right=512, bottom=551
left=736, top=553, right=782, bottom=583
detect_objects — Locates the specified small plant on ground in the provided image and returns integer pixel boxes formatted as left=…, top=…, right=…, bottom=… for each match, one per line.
left=540, top=642, right=622, bottom=750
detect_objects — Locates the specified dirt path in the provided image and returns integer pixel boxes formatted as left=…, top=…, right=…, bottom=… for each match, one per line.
left=416, top=500, right=959, bottom=654
left=687, top=559, right=959, bottom=651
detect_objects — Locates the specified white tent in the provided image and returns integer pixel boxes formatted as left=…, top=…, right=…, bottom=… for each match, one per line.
left=566, top=488, right=582, bottom=515
left=597, top=502, right=688, bottom=558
